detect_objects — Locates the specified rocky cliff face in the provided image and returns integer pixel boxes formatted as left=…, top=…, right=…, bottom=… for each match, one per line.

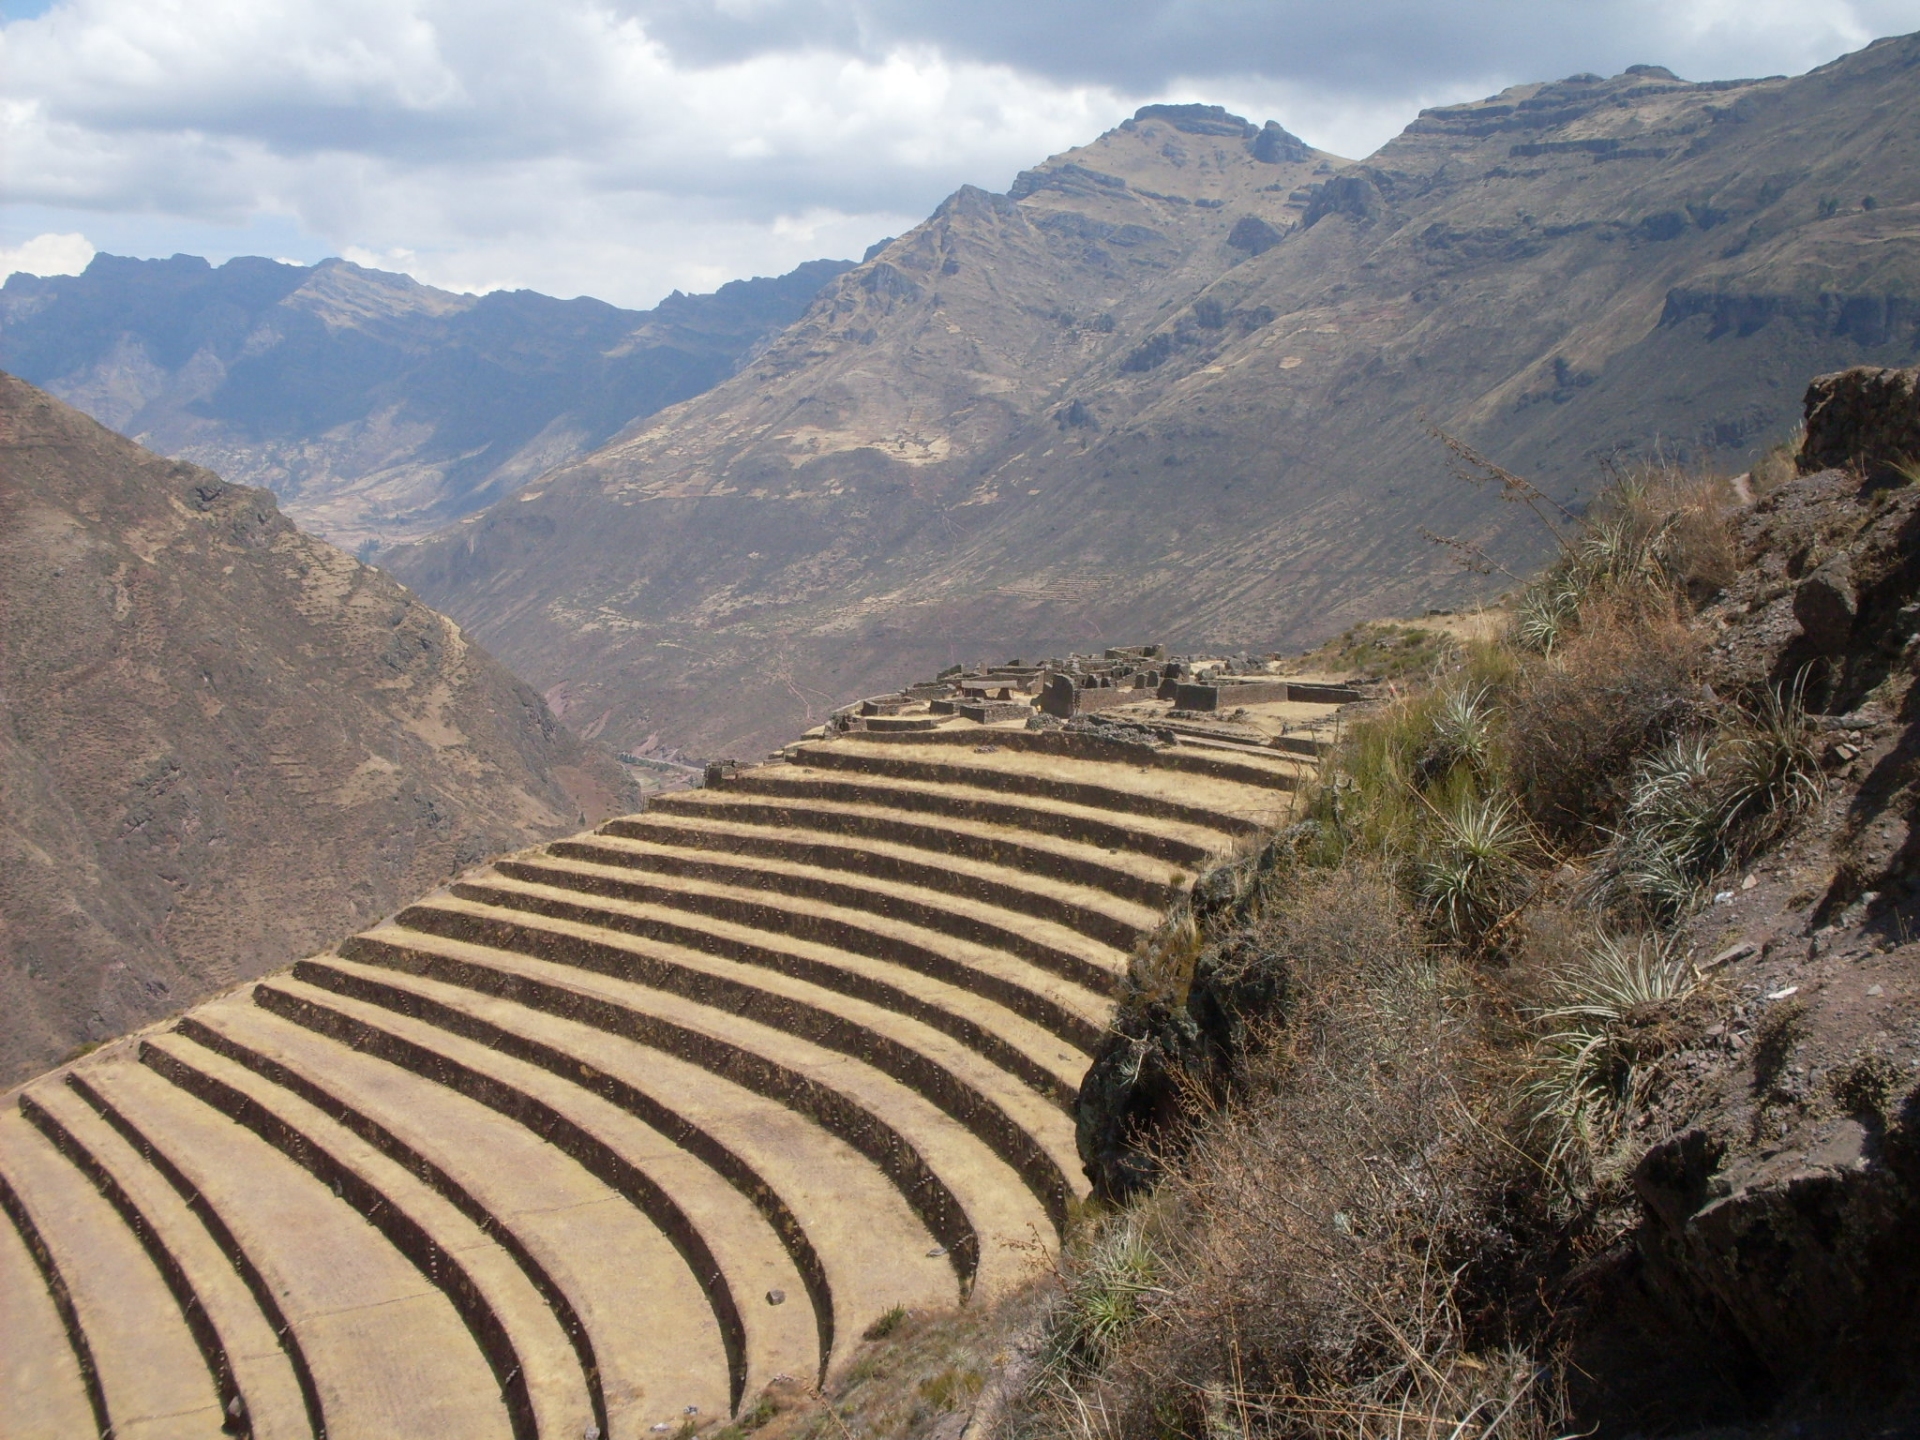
left=0, top=373, right=633, bottom=1083
left=390, top=38, right=1920, bottom=761
left=0, top=253, right=853, bottom=552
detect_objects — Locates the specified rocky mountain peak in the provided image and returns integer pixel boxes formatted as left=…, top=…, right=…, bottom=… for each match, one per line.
left=1127, top=102, right=1256, bottom=138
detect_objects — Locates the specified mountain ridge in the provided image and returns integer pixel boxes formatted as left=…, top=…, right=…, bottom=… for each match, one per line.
left=389, top=36, right=1920, bottom=760
left=0, top=251, right=856, bottom=552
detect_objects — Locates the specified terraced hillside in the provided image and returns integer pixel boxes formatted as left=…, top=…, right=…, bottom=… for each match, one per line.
left=0, top=708, right=1330, bottom=1439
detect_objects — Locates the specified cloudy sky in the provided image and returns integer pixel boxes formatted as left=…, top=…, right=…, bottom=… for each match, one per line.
left=4, top=0, right=1919, bottom=309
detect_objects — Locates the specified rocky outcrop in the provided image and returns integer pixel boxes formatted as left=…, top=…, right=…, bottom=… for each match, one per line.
left=1250, top=120, right=1313, bottom=165
left=1632, top=1112, right=1920, bottom=1400
left=1799, top=364, right=1920, bottom=477
left=1076, top=840, right=1298, bottom=1201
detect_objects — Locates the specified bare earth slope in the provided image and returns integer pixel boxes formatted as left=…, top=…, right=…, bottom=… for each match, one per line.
left=0, top=372, right=634, bottom=1083
left=0, top=253, right=853, bottom=552
left=391, top=38, right=1920, bottom=760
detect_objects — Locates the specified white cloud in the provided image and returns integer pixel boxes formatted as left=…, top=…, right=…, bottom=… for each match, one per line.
left=0, top=1, right=1132, bottom=304
left=0, top=230, right=94, bottom=280
left=1, top=0, right=1916, bottom=306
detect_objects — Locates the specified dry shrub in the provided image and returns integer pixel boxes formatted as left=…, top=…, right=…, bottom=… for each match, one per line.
left=1505, top=596, right=1702, bottom=841
left=1509, top=466, right=1734, bottom=654
left=1611, top=467, right=1739, bottom=603
left=1036, top=863, right=1561, bottom=1439
left=1749, top=429, right=1803, bottom=497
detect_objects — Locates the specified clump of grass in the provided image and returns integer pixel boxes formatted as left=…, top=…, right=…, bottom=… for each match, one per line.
left=1123, top=904, right=1204, bottom=1009
left=916, top=1367, right=984, bottom=1411
left=1417, top=683, right=1494, bottom=784
left=1600, top=731, right=1725, bottom=920
left=1310, top=648, right=1517, bottom=870
left=1525, top=931, right=1701, bottom=1183
left=862, top=1305, right=910, bottom=1341
left=1749, top=428, right=1803, bottom=496
left=1510, top=467, right=1735, bottom=655
left=1717, top=676, right=1825, bottom=848
left=1831, top=1053, right=1903, bottom=1119
left=1751, top=995, right=1809, bottom=1100
left=1315, top=621, right=1461, bottom=682
left=1505, top=597, right=1701, bottom=841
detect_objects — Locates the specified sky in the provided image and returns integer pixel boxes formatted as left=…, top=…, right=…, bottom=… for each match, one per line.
left=4, top=0, right=1920, bottom=309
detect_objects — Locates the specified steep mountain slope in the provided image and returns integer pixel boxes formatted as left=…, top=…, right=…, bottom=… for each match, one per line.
left=392, top=38, right=1920, bottom=760
left=0, top=373, right=633, bottom=1083
left=0, top=252, right=853, bottom=551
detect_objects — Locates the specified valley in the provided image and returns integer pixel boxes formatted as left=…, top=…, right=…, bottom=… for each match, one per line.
left=390, top=41, right=1920, bottom=762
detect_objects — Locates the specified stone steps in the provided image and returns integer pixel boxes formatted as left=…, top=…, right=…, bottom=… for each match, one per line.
left=593, top=811, right=1160, bottom=952
left=6, top=723, right=1312, bottom=1436
left=459, top=855, right=1110, bottom=1054
left=720, top=765, right=1238, bottom=869
left=791, top=737, right=1297, bottom=828
left=135, top=1032, right=575, bottom=1440
left=839, top=727, right=1312, bottom=792
left=639, top=790, right=1182, bottom=911
left=349, top=898, right=1083, bottom=1230
left=189, top=983, right=796, bottom=1425
left=0, top=1162, right=102, bottom=1440
left=314, top=933, right=1060, bottom=1299
left=20, top=1079, right=315, bottom=1439
left=60, top=1069, right=327, bottom=1440
left=534, top=833, right=1127, bottom=997
left=0, top=1105, right=226, bottom=1439
left=82, top=1049, right=523, bottom=1440
left=266, top=948, right=955, bottom=1349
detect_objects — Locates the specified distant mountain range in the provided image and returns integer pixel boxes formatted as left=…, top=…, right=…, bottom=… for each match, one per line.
left=0, top=251, right=855, bottom=551
left=386, top=37, right=1920, bottom=759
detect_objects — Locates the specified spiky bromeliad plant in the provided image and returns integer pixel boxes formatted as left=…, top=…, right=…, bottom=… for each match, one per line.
left=1527, top=931, right=1700, bottom=1181
left=1043, top=1218, right=1164, bottom=1381
left=1417, top=792, right=1529, bottom=950
left=1596, top=676, right=1821, bottom=921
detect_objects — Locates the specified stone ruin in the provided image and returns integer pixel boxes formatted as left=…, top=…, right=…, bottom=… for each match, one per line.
left=824, top=642, right=1361, bottom=751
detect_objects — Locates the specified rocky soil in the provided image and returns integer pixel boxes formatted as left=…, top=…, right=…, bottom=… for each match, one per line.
left=1588, top=370, right=1920, bottom=1429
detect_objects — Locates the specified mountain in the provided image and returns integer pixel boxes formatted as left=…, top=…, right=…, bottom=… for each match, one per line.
left=388, top=38, right=1920, bottom=761
left=0, top=372, right=634, bottom=1083
left=0, top=252, right=855, bottom=552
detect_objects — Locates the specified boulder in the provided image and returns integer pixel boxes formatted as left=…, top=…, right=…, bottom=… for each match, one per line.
left=1792, top=552, right=1858, bottom=654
